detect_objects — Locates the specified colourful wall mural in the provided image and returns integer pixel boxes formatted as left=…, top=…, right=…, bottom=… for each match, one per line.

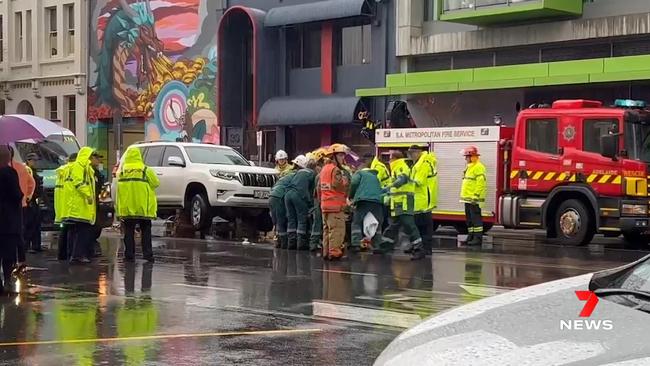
left=88, top=0, right=219, bottom=145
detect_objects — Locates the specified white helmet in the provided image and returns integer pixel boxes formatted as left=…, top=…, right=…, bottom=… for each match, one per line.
left=275, top=150, right=288, bottom=161
left=292, top=155, right=308, bottom=169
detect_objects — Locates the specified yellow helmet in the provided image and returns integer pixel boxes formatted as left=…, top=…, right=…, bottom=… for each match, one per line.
left=328, top=143, right=349, bottom=155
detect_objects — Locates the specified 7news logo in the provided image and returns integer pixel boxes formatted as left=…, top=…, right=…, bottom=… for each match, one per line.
left=560, top=290, right=614, bottom=330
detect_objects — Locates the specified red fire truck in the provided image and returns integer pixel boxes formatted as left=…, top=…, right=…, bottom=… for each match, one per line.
left=375, top=99, right=650, bottom=248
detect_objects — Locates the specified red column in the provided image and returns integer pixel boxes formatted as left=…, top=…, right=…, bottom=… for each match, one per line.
left=321, top=22, right=334, bottom=95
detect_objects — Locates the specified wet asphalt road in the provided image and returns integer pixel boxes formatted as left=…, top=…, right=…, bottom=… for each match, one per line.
left=0, top=232, right=647, bottom=366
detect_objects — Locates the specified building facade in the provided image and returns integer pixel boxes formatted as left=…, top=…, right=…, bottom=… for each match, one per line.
left=218, top=0, right=397, bottom=159
left=357, top=0, right=650, bottom=129
left=0, top=0, right=88, bottom=144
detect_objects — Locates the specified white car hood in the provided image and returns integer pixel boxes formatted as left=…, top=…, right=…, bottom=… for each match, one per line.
left=193, top=163, right=276, bottom=174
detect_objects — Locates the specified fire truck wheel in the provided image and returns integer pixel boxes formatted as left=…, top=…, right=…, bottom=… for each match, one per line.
left=483, top=223, right=493, bottom=233
left=622, top=233, right=650, bottom=250
left=432, top=221, right=440, bottom=232
left=554, top=199, right=595, bottom=246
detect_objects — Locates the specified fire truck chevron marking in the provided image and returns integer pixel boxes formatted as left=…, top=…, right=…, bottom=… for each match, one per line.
left=510, top=170, right=622, bottom=185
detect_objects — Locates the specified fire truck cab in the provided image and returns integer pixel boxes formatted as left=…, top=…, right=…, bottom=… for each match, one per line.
left=376, top=99, right=650, bottom=248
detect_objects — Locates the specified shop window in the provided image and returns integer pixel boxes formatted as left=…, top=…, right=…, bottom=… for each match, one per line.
left=525, top=119, right=558, bottom=155
left=337, top=24, right=371, bottom=65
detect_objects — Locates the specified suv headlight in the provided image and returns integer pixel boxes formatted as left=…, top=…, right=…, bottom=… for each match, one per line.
left=622, top=204, right=647, bottom=215
left=210, top=170, right=239, bottom=181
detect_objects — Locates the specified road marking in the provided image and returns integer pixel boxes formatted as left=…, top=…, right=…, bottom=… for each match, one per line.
left=171, top=283, right=236, bottom=292
left=314, top=269, right=377, bottom=277
left=313, top=301, right=421, bottom=328
left=0, top=328, right=322, bottom=347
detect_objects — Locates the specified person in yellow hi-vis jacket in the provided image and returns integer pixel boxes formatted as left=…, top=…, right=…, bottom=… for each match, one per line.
left=55, top=153, right=76, bottom=261
left=407, top=145, right=438, bottom=258
left=116, top=148, right=160, bottom=263
left=460, top=146, right=487, bottom=246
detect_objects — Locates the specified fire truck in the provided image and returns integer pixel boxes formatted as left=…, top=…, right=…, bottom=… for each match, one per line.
left=375, top=99, right=650, bottom=248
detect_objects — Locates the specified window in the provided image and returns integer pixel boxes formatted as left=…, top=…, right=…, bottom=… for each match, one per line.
left=143, top=146, right=164, bottom=166
left=584, top=119, right=618, bottom=154
left=162, top=146, right=185, bottom=167
left=14, top=12, right=22, bottom=62
left=65, top=95, right=76, bottom=133
left=424, top=0, right=435, bottom=21
left=287, top=25, right=321, bottom=69
left=25, top=11, right=32, bottom=61
left=337, top=24, right=371, bottom=65
left=525, top=119, right=558, bottom=154
left=185, top=146, right=250, bottom=166
left=46, top=97, right=58, bottom=120
left=46, top=7, right=58, bottom=57
left=64, top=4, right=74, bottom=55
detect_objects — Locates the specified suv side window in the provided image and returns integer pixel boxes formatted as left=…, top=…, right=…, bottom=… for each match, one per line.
left=144, top=146, right=164, bottom=167
left=526, top=119, right=558, bottom=155
left=162, top=146, right=185, bottom=167
left=583, top=119, right=618, bottom=154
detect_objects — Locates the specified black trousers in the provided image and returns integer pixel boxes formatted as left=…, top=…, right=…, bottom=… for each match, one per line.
left=70, top=222, right=93, bottom=260
left=123, top=219, right=153, bottom=260
left=415, top=212, right=434, bottom=252
left=464, top=203, right=483, bottom=238
left=0, top=235, right=19, bottom=287
left=24, top=205, right=42, bottom=251
left=58, top=224, right=70, bottom=260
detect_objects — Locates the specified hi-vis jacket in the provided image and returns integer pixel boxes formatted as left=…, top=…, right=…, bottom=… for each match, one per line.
left=411, top=152, right=438, bottom=213
left=116, top=148, right=160, bottom=220
left=54, top=162, right=72, bottom=224
left=388, top=158, right=415, bottom=216
left=63, top=147, right=96, bottom=225
left=460, top=160, right=487, bottom=208
left=370, top=157, right=391, bottom=189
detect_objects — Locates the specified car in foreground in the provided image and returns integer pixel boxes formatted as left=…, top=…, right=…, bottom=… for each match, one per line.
left=114, top=142, right=277, bottom=231
left=375, top=254, right=650, bottom=366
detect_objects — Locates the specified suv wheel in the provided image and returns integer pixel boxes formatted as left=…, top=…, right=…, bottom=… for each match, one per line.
left=189, top=194, right=210, bottom=230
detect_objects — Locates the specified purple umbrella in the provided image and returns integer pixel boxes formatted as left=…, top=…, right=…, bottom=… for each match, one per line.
left=0, top=115, right=68, bottom=144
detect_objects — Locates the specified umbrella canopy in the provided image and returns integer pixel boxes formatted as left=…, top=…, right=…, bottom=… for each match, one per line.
left=0, top=115, right=72, bottom=144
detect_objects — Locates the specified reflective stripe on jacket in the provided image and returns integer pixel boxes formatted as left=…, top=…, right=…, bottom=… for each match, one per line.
left=389, top=158, right=415, bottom=216
left=62, top=147, right=97, bottom=225
left=460, top=160, right=487, bottom=208
left=116, top=148, right=160, bottom=220
left=319, top=162, right=348, bottom=213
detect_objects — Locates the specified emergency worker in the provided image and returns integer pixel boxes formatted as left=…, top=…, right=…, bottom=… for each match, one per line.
left=275, top=150, right=294, bottom=177
left=284, top=155, right=315, bottom=250
left=55, top=153, right=76, bottom=260
left=309, top=148, right=327, bottom=252
left=62, top=147, right=97, bottom=264
left=460, top=146, right=487, bottom=246
left=24, top=153, right=43, bottom=253
left=116, top=148, right=160, bottom=263
left=269, top=168, right=295, bottom=249
left=0, top=145, right=22, bottom=293
left=90, top=152, right=105, bottom=257
left=349, top=154, right=385, bottom=253
left=319, top=144, right=350, bottom=260
left=10, top=147, right=34, bottom=268
left=370, top=155, right=391, bottom=189
left=381, top=151, right=424, bottom=260
left=407, top=145, right=438, bottom=257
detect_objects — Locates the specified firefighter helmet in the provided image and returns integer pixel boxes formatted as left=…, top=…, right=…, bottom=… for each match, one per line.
left=292, top=155, right=308, bottom=169
left=462, top=146, right=480, bottom=157
left=275, top=150, right=288, bottom=161
left=328, top=144, right=349, bottom=155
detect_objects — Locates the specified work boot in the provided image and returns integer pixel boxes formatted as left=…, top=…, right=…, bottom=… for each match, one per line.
left=410, top=249, right=426, bottom=261
left=287, top=234, right=297, bottom=250
left=297, top=234, right=310, bottom=251
left=467, top=235, right=483, bottom=246
left=279, top=236, right=288, bottom=249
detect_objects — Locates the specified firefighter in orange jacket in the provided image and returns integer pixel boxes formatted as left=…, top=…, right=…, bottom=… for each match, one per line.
left=318, top=144, right=350, bottom=260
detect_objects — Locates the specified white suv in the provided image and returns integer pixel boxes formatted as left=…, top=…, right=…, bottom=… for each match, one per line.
left=115, top=142, right=278, bottom=230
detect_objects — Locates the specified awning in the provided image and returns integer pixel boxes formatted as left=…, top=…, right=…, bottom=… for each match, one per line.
left=264, top=0, right=371, bottom=27
left=258, top=96, right=364, bottom=127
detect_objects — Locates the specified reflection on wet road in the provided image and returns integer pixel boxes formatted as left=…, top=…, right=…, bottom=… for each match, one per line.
left=0, top=234, right=646, bottom=365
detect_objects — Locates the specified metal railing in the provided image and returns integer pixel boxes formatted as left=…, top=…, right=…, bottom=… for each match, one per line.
left=443, top=0, right=538, bottom=12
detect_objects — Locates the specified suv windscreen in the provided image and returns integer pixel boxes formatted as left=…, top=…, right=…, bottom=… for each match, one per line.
left=185, top=146, right=250, bottom=166
left=15, top=135, right=79, bottom=171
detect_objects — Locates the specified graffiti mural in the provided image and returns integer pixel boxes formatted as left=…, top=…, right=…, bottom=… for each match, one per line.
left=88, top=0, right=219, bottom=143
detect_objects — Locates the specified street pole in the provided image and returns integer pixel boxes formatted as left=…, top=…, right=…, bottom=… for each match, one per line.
left=113, top=111, right=123, bottom=164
